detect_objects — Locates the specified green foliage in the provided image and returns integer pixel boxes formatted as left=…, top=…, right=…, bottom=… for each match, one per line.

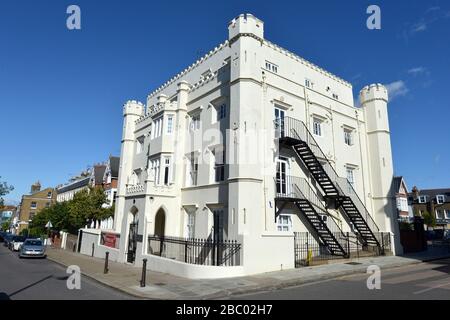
left=31, top=186, right=114, bottom=234
left=422, top=211, right=436, bottom=228
left=399, top=221, right=413, bottom=231
left=0, top=176, right=14, bottom=208
left=1, top=219, right=11, bottom=231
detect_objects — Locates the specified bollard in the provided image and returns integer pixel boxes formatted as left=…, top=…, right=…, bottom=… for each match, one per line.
left=140, top=258, right=147, bottom=287
left=91, top=243, right=94, bottom=257
left=104, top=252, right=109, bottom=274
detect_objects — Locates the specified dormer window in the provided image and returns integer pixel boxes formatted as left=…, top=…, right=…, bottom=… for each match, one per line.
left=436, top=195, right=445, bottom=204
left=418, top=195, right=427, bottom=204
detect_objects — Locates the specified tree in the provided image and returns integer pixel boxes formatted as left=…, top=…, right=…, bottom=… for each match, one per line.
left=1, top=218, right=11, bottom=231
left=0, top=176, right=14, bottom=209
left=422, top=211, right=436, bottom=229
left=68, top=186, right=114, bottom=230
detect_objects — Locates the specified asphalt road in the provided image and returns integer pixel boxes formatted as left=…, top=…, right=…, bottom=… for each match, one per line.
left=0, top=243, right=135, bottom=300
left=234, top=258, right=450, bottom=300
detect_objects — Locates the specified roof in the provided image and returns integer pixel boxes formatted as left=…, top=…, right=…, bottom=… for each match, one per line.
left=56, top=177, right=90, bottom=194
left=93, top=165, right=107, bottom=185
left=408, top=188, right=450, bottom=199
left=109, top=156, right=120, bottom=178
left=393, top=176, right=408, bottom=194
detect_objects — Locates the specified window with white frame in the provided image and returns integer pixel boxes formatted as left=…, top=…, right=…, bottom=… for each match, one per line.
left=163, top=156, right=172, bottom=186
left=436, top=209, right=445, bottom=220
left=213, top=147, right=225, bottom=182
left=47, top=191, right=52, bottom=198
left=152, top=117, right=163, bottom=139
left=30, top=202, right=37, bottom=209
left=186, top=154, right=198, bottom=187
left=445, top=210, right=450, bottom=219
left=277, top=214, right=292, bottom=232
left=265, top=61, right=278, bottom=73
left=418, top=195, right=427, bottom=204
left=397, top=197, right=408, bottom=212
left=150, top=159, right=160, bottom=185
left=346, top=167, right=355, bottom=188
left=312, top=117, right=323, bottom=137
left=190, top=114, right=201, bottom=131
left=136, top=136, right=145, bottom=154
left=186, top=212, right=195, bottom=239
left=166, top=115, right=174, bottom=134
left=436, top=195, right=445, bottom=204
left=344, top=128, right=353, bottom=146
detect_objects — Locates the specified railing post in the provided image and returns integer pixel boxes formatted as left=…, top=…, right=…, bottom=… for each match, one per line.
left=140, top=258, right=147, bottom=287
left=91, top=243, right=94, bottom=257
left=159, top=237, right=163, bottom=257
left=347, top=232, right=350, bottom=258
left=306, top=234, right=309, bottom=266
left=184, top=239, right=188, bottom=263
left=104, top=251, right=109, bottom=274
left=381, top=233, right=385, bottom=256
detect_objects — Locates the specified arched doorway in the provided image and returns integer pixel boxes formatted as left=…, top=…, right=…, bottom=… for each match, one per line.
left=127, top=206, right=138, bottom=263
left=154, top=208, right=166, bottom=238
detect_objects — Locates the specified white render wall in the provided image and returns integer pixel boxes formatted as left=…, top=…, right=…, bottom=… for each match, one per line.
left=112, top=14, right=401, bottom=276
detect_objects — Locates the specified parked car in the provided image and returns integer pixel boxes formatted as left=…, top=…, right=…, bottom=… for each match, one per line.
left=19, top=239, right=46, bottom=258
left=9, top=236, right=26, bottom=251
left=3, top=233, right=13, bottom=247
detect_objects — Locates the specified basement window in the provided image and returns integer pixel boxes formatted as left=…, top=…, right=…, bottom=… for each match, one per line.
left=277, top=214, right=292, bottom=232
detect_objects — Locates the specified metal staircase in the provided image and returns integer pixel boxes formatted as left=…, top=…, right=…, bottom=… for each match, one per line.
left=275, top=116, right=381, bottom=249
left=275, top=176, right=348, bottom=257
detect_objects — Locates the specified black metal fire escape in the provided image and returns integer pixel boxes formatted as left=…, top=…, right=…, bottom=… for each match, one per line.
left=275, top=176, right=348, bottom=257
left=275, top=116, right=381, bottom=249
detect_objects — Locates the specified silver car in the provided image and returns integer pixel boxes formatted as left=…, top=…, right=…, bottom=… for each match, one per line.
left=19, top=239, right=46, bottom=258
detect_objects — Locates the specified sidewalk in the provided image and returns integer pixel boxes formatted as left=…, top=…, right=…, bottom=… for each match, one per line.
left=46, top=247, right=450, bottom=300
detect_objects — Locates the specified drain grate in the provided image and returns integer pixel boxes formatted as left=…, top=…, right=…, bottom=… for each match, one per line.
left=345, top=262, right=362, bottom=265
left=154, top=283, right=166, bottom=286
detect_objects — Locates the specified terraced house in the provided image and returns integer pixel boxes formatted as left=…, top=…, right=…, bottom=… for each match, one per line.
left=86, top=14, right=402, bottom=278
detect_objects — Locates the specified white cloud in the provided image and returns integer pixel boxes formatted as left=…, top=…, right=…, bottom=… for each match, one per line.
left=412, top=22, right=427, bottom=33
left=407, top=66, right=427, bottom=76
left=385, top=81, right=409, bottom=100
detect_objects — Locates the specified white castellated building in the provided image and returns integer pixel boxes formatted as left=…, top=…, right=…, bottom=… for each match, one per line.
left=84, top=14, right=401, bottom=278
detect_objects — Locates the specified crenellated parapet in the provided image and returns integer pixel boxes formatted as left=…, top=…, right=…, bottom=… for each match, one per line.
left=359, top=83, right=388, bottom=106
left=147, top=41, right=229, bottom=100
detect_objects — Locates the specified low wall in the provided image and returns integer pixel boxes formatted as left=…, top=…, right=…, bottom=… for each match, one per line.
left=79, top=229, right=121, bottom=261
left=142, top=254, right=245, bottom=279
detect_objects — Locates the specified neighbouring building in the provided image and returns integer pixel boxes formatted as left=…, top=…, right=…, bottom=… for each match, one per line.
left=393, top=176, right=412, bottom=222
left=56, top=157, right=119, bottom=206
left=102, top=156, right=120, bottom=208
left=81, top=14, right=402, bottom=278
left=18, top=182, right=56, bottom=231
left=1, top=205, right=16, bottom=224
left=408, top=187, right=450, bottom=229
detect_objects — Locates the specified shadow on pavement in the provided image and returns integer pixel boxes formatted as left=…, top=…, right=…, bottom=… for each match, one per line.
left=0, top=292, right=10, bottom=300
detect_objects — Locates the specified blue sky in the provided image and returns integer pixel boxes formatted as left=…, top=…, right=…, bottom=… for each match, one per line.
left=1, top=0, right=449, bottom=203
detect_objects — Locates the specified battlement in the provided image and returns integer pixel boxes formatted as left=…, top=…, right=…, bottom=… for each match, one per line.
left=123, top=100, right=145, bottom=116
left=359, top=83, right=389, bottom=106
left=228, top=13, right=264, bottom=40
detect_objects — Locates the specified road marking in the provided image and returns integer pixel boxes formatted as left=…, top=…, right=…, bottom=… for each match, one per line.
left=413, top=280, right=450, bottom=295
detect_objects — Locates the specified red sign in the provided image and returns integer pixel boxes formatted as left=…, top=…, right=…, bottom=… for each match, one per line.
left=103, top=233, right=117, bottom=248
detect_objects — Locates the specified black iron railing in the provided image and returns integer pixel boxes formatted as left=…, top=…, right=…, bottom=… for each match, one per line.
left=275, top=116, right=380, bottom=236
left=294, top=231, right=391, bottom=267
left=147, top=235, right=241, bottom=266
